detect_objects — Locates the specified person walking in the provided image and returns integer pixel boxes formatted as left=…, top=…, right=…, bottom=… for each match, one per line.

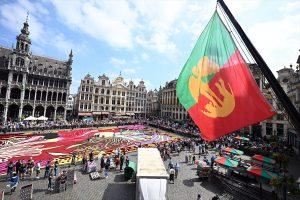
left=89, top=150, right=94, bottom=162
left=104, top=159, right=110, bottom=178
left=71, top=152, right=77, bottom=166
left=125, top=156, right=129, bottom=167
left=35, top=161, right=41, bottom=179
left=114, top=156, right=120, bottom=171
left=47, top=169, right=54, bottom=191
left=100, top=156, right=105, bottom=172
left=19, top=160, right=26, bottom=180
left=44, top=160, right=51, bottom=178
left=28, top=157, right=34, bottom=177
left=169, top=167, right=175, bottom=184
left=15, top=160, right=21, bottom=176
left=174, top=163, right=180, bottom=179
left=120, top=154, right=124, bottom=172
left=192, top=155, right=196, bottom=164
left=6, top=161, right=14, bottom=180
left=54, top=160, right=59, bottom=176
left=197, top=194, right=202, bottom=200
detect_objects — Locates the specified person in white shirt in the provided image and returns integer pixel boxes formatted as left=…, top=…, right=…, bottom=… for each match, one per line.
left=169, top=168, right=175, bottom=183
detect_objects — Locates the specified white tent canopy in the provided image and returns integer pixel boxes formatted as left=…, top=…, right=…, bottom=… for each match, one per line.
left=139, top=178, right=167, bottom=200
left=37, top=116, right=48, bottom=121
left=23, top=116, right=37, bottom=121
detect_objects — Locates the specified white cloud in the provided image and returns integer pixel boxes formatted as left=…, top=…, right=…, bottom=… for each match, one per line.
left=51, top=0, right=136, bottom=49
left=278, top=1, right=300, bottom=13
left=223, top=0, right=261, bottom=16
left=0, top=0, right=81, bottom=57
left=248, top=13, right=300, bottom=72
left=133, top=0, right=185, bottom=55
left=141, top=53, right=149, bottom=61
left=109, top=57, right=137, bottom=74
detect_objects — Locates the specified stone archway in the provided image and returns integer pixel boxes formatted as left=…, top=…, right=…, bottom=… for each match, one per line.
left=10, top=87, right=21, bottom=99
left=35, top=105, right=44, bottom=117
left=22, top=104, right=33, bottom=117
left=57, top=106, right=65, bottom=120
left=58, top=92, right=62, bottom=102
left=62, top=93, right=67, bottom=102
left=7, top=104, right=19, bottom=122
left=42, top=91, right=47, bottom=101
left=0, top=87, right=7, bottom=98
left=24, top=89, right=30, bottom=100
left=46, top=106, right=55, bottom=120
left=52, top=92, right=57, bottom=102
left=47, top=92, right=52, bottom=102
left=30, top=90, right=35, bottom=100
left=36, top=90, right=41, bottom=101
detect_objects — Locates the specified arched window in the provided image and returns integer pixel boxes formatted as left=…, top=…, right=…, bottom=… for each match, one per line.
left=33, top=66, right=37, bottom=71
left=44, top=68, right=47, bottom=73
left=16, top=57, right=25, bottom=66
left=54, top=69, right=57, bottom=75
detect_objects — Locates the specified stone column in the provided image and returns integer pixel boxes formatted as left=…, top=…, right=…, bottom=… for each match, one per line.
left=19, top=73, right=27, bottom=120
left=32, top=106, right=36, bottom=117
left=63, top=109, right=67, bottom=121
left=18, top=106, right=23, bottom=120
left=3, top=104, right=8, bottom=122
left=6, top=71, right=13, bottom=100
left=43, top=106, right=46, bottom=116
left=54, top=108, right=57, bottom=121
left=34, top=89, right=37, bottom=102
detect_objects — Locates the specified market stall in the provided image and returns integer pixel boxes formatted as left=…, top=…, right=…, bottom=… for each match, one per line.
left=124, top=161, right=136, bottom=181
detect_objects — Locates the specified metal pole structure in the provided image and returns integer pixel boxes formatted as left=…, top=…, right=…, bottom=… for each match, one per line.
left=217, top=0, right=300, bottom=133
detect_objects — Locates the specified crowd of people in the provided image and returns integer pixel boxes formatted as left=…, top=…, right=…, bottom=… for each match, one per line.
left=0, top=117, right=201, bottom=138
left=6, top=157, right=59, bottom=193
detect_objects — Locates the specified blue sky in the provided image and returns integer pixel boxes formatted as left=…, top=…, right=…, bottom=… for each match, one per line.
left=0, top=0, right=299, bottom=94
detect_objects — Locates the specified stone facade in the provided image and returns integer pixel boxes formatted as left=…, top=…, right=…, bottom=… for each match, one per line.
left=146, top=89, right=159, bottom=117
left=76, top=73, right=147, bottom=120
left=0, top=19, right=72, bottom=122
left=282, top=53, right=300, bottom=153
left=247, top=64, right=289, bottom=138
left=159, top=80, right=189, bottom=121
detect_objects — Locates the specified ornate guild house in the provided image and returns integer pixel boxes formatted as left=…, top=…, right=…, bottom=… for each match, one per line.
left=0, top=18, right=72, bottom=122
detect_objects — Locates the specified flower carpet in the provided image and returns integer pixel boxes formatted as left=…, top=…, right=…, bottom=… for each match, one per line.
left=0, top=125, right=181, bottom=174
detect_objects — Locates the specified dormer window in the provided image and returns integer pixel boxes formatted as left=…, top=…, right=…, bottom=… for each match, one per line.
left=102, top=80, right=105, bottom=85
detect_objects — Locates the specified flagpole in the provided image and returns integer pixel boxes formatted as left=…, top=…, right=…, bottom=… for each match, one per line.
left=217, top=0, right=300, bottom=133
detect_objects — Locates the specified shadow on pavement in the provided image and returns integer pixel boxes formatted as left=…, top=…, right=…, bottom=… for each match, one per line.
left=200, top=180, right=222, bottom=195
left=182, top=178, right=200, bottom=187
left=113, top=174, right=125, bottom=182
left=102, top=183, right=135, bottom=200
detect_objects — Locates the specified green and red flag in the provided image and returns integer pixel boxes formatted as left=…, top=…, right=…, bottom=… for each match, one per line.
left=176, top=11, right=275, bottom=141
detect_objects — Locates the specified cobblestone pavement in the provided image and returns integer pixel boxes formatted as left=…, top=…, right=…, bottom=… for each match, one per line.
left=0, top=148, right=223, bottom=200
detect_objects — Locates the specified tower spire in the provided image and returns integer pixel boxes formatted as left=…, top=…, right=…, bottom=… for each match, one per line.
left=26, top=11, right=29, bottom=23
left=68, top=49, right=73, bottom=65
